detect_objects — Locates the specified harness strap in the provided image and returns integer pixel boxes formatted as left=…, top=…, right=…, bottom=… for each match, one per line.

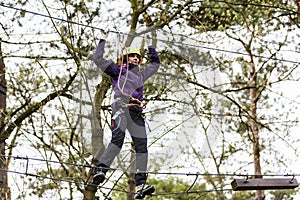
left=114, top=97, right=146, bottom=109
left=112, top=110, right=124, bottom=120
left=126, top=103, right=146, bottom=109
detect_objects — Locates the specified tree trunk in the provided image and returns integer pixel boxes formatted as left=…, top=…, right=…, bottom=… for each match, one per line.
left=128, top=144, right=136, bottom=200
left=83, top=73, right=111, bottom=199
left=127, top=173, right=135, bottom=200
left=83, top=184, right=97, bottom=200
left=249, top=61, right=264, bottom=200
left=0, top=39, right=11, bottom=199
left=294, top=0, right=300, bottom=23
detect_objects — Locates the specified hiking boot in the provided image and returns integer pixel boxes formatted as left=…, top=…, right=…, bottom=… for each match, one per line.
left=92, top=170, right=105, bottom=186
left=135, top=184, right=155, bottom=199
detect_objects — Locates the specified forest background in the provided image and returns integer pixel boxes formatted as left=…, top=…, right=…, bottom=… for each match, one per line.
left=0, top=0, right=300, bottom=200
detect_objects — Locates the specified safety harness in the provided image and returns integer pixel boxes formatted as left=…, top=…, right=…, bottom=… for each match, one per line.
left=116, top=33, right=146, bottom=109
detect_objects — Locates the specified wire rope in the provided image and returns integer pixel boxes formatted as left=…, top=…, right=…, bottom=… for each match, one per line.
left=3, top=154, right=299, bottom=179
left=2, top=155, right=298, bottom=197
left=0, top=3, right=299, bottom=64
left=1, top=166, right=235, bottom=197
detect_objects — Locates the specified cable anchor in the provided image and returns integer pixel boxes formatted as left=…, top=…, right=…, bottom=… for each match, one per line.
left=25, top=156, right=29, bottom=176
left=186, top=173, right=198, bottom=193
left=290, top=174, right=295, bottom=184
left=244, top=174, right=249, bottom=183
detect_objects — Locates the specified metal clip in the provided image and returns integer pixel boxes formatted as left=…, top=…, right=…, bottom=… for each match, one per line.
left=290, top=174, right=295, bottom=184
left=244, top=174, right=249, bottom=183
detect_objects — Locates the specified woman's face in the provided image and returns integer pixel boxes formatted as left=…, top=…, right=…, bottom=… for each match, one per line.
left=127, top=53, right=140, bottom=65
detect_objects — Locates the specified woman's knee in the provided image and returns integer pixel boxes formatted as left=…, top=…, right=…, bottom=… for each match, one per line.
left=111, top=129, right=125, bottom=148
left=134, top=138, right=148, bottom=153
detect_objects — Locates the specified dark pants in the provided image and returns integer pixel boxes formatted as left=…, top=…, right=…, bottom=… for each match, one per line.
left=97, top=105, right=148, bottom=186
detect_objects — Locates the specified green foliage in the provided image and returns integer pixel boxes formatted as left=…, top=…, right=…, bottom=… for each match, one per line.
left=269, top=189, right=297, bottom=200
left=112, top=176, right=216, bottom=200
left=186, top=0, right=296, bottom=31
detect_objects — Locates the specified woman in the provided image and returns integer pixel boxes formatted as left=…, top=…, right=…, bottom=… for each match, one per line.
left=92, top=37, right=160, bottom=199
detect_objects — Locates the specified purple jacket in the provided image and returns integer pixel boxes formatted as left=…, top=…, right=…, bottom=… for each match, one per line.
left=93, top=39, right=160, bottom=107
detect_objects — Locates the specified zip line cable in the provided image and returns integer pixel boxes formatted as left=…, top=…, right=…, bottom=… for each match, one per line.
left=3, top=157, right=238, bottom=197
left=0, top=166, right=234, bottom=197
left=0, top=3, right=299, bottom=65
left=0, top=167, right=131, bottom=194
left=2, top=155, right=298, bottom=197
left=3, top=154, right=299, bottom=179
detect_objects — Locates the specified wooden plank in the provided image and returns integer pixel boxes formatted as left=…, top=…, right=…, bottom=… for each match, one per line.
left=231, top=178, right=298, bottom=191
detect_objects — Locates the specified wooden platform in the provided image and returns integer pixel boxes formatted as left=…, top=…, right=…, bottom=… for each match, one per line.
left=231, top=178, right=298, bottom=191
